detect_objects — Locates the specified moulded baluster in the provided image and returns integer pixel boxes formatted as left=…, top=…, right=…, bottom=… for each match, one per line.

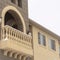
left=28, top=37, right=30, bottom=42
left=21, top=34, right=23, bottom=40
left=17, top=33, right=19, bottom=39
left=24, top=36, right=26, bottom=41
left=19, top=32, right=21, bottom=39
left=11, top=29, right=13, bottom=36
left=9, top=29, right=11, bottom=39
left=18, top=33, right=19, bottom=38
left=6, top=27, right=8, bottom=38
left=31, top=37, right=32, bottom=44
left=8, top=28, right=9, bottom=38
left=19, top=34, right=20, bottom=40
left=26, top=37, right=28, bottom=42
left=1, top=28, right=3, bottom=39
left=17, top=32, right=18, bottom=41
left=4, top=28, right=6, bottom=39
left=20, top=33, right=21, bottom=38
left=11, top=29, right=13, bottom=40
left=29, top=37, right=31, bottom=43
left=13, top=31, right=14, bottom=37
left=25, top=36, right=27, bottom=41
left=14, top=31, right=16, bottom=40
left=1, top=28, right=2, bottom=40
left=18, top=33, right=19, bottom=40
left=9, top=28, right=11, bottom=39
left=16, top=32, right=17, bottom=38
left=18, top=33, right=19, bottom=39
left=16, top=32, right=18, bottom=41
left=28, top=37, right=30, bottom=43
left=2, top=28, right=4, bottom=39
left=14, top=31, right=16, bottom=38
left=7, top=28, right=9, bottom=39
left=14, top=30, right=15, bottom=37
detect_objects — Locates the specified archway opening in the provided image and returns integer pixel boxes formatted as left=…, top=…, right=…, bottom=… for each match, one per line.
left=26, top=56, right=32, bottom=60
left=4, top=10, right=23, bottom=32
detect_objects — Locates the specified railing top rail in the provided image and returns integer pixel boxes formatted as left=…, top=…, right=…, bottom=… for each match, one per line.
left=4, top=25, right=32, bottom=39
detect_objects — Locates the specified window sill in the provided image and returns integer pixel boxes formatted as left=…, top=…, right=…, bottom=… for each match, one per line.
left=48, top=48, right=57, bottom=54
left=38, top=44, right=57, bottom=54
left=38, top=44, right=47, bottom=49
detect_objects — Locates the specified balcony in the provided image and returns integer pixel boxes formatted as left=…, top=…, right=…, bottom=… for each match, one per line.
left=0, top=25, right=33, bottom=55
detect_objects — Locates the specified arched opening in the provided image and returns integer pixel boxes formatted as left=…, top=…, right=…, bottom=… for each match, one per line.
left=25, top=56, right=32, bottom=60
left=4, top=10, right=23, bottom=32
left=7, top=51, right=11, bottom=57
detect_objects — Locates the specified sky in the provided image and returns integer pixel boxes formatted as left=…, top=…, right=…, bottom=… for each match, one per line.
left=28, top=0, right=60, bottom=36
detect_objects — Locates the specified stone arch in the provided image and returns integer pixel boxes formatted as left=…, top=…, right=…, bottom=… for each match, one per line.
left=3, top=50, right=9, bottom=56
left=1, top=6, right=26, bottom=33
left=25, top=56, right=32, bottom=60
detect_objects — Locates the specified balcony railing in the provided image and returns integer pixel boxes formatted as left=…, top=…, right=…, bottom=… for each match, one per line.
left=1, top=25, right=32, bottom=48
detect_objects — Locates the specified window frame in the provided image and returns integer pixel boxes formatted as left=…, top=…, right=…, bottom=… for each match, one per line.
left=11, top=0, right=16, bottom=4
left=49, top=39, right=56, bottom=51
left=18, top=0, right=22, bottom=8
left=38, top=32, right=46, bottom=46
left=59, top=45, right=60, bottom=56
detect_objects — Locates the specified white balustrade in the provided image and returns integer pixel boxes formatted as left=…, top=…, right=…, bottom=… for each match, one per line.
left=1, top=25, right=32, bottom=47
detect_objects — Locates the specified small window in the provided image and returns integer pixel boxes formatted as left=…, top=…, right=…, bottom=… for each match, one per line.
left=38, top=32, right=46, bottom=46
left=49, top=39, right=56, bottom=51
left=18, top=0, right=22, bottom=8
left=11, top=0, right=15, bottom=4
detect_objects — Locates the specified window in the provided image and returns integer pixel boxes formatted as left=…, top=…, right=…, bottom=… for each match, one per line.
left=18, top=0, right=22, bottom=7
left=49, top=39, right=56, bottom=51
left=38, top=32, right=46, bottom=46
left=11, top=0, right=15, bottom=4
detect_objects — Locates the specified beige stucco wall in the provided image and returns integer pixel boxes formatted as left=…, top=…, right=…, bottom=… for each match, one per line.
left=32, top=26, right=60, bottom=60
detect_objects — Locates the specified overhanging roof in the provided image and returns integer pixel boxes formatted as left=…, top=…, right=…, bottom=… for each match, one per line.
left=29, top=19, right=60, bottom=41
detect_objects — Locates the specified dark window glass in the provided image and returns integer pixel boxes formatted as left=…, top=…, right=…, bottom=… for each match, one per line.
left=49, top=39, right=56, bottom=51
left=18, top=0, right=22, bottom=8
left=11, top=0, right=15, bottom=4
left=38, top=32, right=46, bottom=46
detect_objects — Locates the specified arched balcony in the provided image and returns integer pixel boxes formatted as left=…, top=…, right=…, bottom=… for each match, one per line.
left=0, top=6, right=33, bottom=54
left=4, top=10, right=23, bottom=32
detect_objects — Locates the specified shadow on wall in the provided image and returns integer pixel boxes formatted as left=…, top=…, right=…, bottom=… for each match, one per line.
left=0, top=53, right=18, bottom=60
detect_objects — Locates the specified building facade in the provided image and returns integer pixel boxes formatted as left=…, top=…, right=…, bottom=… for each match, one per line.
left=0, top=0, right=60, bottom=60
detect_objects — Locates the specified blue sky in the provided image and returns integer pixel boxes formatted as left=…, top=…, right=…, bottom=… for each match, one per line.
left=28, top=0, right=60, bottom=36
